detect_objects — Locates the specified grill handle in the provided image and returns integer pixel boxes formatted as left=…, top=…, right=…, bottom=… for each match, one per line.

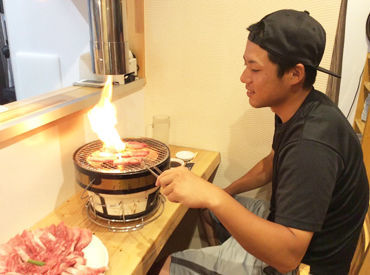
left=81, top=178, right=96, bottom=200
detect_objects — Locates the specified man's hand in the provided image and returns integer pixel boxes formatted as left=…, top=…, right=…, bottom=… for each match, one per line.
left=155, top=166, right=221, bottom=209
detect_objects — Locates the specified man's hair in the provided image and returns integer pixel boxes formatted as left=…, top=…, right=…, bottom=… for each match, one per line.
left=267, top=52, right=317, bottom=89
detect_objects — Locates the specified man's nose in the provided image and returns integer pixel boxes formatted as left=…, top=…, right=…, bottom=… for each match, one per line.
left=240, top=68, right=250, bottom=84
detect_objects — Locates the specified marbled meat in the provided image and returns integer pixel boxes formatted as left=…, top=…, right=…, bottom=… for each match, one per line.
left=0, top=222, right=106, bottom=275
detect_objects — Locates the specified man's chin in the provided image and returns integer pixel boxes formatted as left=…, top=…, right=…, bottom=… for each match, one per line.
left=249, top=99, right=264, bottom=108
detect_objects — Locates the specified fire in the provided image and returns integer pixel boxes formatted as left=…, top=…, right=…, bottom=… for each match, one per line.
left=87, top=76, right=126, bottom=152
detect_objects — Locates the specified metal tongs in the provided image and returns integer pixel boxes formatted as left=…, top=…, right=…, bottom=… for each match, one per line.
left=143, top=159, right=163, bottom=178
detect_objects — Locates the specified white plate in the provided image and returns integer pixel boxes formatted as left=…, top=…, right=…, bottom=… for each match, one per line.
left=175, top=151, right=196, bottom=162
left=83, top=235, right=109, bottom=269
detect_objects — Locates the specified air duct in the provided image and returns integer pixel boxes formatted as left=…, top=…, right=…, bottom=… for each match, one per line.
left=88, top=0, right=130, bottom=75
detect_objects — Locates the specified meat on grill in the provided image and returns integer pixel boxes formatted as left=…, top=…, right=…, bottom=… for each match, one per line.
left=126, top=141, right=147, bottom=149
left=87, top=141, right=158, bottom=169
left=0, top=222, right=106, bottom=275
left=113, top=157, right=141, bottom=165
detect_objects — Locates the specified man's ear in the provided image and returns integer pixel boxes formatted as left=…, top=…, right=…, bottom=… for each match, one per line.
left=289, top=63, right=305, bottom=85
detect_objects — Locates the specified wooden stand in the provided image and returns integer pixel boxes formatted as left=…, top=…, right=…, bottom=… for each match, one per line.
left=353, top=53, right=370, bottom=180
left=350, top=52, right=370, bottom=275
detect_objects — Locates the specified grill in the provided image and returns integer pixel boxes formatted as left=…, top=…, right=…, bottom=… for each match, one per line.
left=74, top=137, right=169, bottom=175
left=73, top=137, right=170, bottom=232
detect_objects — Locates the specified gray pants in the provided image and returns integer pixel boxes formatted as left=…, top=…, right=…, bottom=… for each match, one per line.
left=170, top=196, right=298, bottom=275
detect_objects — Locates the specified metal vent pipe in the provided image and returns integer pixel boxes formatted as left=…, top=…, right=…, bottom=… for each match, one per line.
left=88, top=0, right=130, bottom=75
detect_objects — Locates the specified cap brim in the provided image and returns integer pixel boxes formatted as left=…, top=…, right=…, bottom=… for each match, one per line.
left=317, top=66, right=341, bottom=78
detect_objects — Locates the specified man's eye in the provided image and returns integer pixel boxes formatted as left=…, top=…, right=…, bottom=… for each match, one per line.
left=251, top=69, right=260, bottom=72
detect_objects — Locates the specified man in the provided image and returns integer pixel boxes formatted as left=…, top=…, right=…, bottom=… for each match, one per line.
left=156, top=9, right=369, bottom=275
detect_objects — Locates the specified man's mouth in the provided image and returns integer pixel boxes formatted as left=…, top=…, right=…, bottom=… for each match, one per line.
left=246, top=90, right=255, bottom=97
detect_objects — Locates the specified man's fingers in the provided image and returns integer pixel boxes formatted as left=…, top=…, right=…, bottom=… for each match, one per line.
left=166, top=193, right=179, bottom=203
left=161, top=183, right=180, bottom=203
left=156, top=174, right=173, bottom=188
left=161, top=184, right=174, bottom=196
left=156, top=168, right=180, bottom=187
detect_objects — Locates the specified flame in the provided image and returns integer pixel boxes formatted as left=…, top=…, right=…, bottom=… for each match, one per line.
left=87, top=76, right=126, bottom=152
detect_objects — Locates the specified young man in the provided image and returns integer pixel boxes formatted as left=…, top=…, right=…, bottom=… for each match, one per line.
left=156, top=9, right=369, bottom=275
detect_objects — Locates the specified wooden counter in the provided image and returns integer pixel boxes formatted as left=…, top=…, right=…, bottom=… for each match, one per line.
left=31, top=145, right=221, bottom=275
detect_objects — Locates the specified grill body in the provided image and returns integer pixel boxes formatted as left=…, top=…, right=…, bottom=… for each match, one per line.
left=73, top=138, right=170, bottom=220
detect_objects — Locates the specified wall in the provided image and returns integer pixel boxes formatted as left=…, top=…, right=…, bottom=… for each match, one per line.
left=143, top=0, right=341, bottom=197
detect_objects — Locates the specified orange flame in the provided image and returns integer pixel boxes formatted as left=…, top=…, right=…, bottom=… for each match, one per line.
left=87, top=76, right=126, bottom=152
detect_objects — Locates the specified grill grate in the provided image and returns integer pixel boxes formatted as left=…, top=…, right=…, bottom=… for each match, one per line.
left=74, top=138, right=169, bottom=174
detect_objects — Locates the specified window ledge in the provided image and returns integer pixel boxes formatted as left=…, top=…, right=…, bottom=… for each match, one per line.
left=0, top=78, right=145, bottom=144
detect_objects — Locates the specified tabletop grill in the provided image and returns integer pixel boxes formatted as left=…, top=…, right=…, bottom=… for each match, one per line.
left=73, top=137, right=170, bottom=232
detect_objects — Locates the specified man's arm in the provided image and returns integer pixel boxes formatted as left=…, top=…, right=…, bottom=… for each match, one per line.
left=224, top=150, right=274, bottom=196
left=156, top=160, right=312, bottom=273
left=218, top=149, right=312, bottom=272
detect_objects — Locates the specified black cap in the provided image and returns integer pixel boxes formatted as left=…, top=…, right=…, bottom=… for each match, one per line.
left=248, top=9, right=340, bottom=78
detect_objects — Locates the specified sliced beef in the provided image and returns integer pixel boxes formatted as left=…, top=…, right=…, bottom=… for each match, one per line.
left=0, top=223, right=106, bottom=275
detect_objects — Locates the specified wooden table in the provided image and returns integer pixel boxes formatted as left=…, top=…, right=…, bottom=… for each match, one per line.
left=32, top=145, right=221, bottom=275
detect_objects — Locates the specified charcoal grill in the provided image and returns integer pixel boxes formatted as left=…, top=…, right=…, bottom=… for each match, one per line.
left=73, top=137, right=170, bottom=232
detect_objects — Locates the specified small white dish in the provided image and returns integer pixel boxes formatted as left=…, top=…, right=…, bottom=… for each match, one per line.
left=83, top=235, right=109, bottom=269
left=175, top=151, right=196, bottom=162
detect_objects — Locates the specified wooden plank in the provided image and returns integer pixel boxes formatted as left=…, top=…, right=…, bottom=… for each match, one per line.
left=31, top=145, right=220, bottom=275
left=0, top=79, right=146, bottom=145
left=365, top=81, right=370, bottom=93
left=355, top=118, right=366, bottom=135
left=354, top=52, right=370, bottom=275
left=359, top=246, right=370, bottom=275
left=353, top=54, right=369, bottom=130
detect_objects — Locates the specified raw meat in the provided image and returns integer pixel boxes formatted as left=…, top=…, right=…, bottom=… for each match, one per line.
left=0, top=223, right=106, bottom=275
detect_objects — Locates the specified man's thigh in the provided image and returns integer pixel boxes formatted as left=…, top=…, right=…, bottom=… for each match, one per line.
left=170, top=236, right=267, bottom=275
left=210, top=196, right=270, bottom=242
left=170, top=197, right=273, bottom=274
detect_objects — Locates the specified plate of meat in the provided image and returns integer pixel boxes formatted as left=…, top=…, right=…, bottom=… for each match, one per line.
left=0, top=222, right=108, bottom=274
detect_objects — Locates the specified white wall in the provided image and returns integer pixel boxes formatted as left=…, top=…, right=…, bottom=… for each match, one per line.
left=339, top=0, right=370, bottom=122
left=3, top=0, right=91, bottom=100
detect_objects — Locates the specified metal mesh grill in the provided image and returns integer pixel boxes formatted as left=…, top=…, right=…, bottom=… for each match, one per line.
left=74, top=138, right=169, bottom=174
